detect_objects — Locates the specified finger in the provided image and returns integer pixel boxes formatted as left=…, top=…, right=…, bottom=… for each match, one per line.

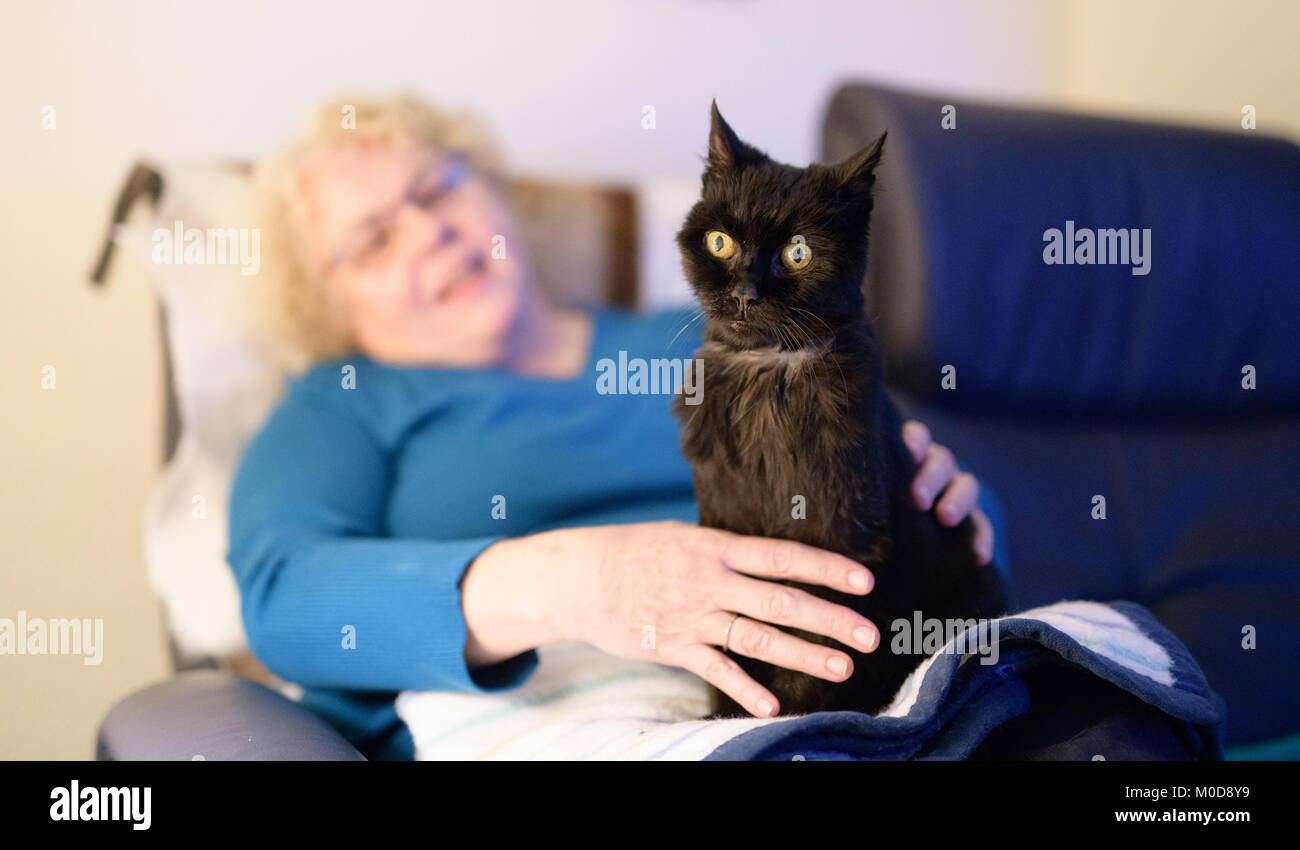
left=708, top=612, right=854, bottom=683
left=901, top=420, right=930, bottom=464
left=719, top=532, right=873, bottom=595
left=677, top=643, right=779, bottom=717
left=912, top=443, right=956, bottom=511
left=715, top=574, right=880, bottom=654
left=934, top=472, right=979, bottom=526
left=971, top=508, right=994, bottom=565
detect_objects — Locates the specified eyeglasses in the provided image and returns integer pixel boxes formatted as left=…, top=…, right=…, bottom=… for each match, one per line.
left=327, top=151, right=471, bottom=272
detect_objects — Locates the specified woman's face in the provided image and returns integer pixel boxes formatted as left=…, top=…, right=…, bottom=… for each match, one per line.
left=290, top=137, right=530, bottom=366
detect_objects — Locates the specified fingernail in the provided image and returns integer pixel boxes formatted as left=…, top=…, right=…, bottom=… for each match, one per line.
left=854, top=626, right=878, bottom=652
left=827, top=656, right=847, bottom=676
left=849, top=570, right=870, bottom=591
left=915, top=487, right=930, bottom=507
left=757, top=699, right=775, bottom=716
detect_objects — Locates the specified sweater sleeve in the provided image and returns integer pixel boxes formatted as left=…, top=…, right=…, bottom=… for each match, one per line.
left=225, top=379, right=539, bottom=693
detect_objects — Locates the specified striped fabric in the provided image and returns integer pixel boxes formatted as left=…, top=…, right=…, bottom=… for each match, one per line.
left=396, top=600, right=1206, bottom=760
left=396, top=640, right=780, bottom=760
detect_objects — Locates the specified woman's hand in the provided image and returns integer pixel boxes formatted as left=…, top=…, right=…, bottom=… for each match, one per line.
left=901, top=420, right=994, bottom=565
left=528, top=521, right=880, bottom=718
left=463, top=427, right=993, bottom=718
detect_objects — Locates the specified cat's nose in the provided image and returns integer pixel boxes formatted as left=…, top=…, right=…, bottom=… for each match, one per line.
left=730, top=283, right=758, bottom=317
left=733, top=296, right=758, bottom=317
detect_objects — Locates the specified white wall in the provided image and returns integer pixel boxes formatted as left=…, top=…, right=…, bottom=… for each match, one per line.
left=1, top=0, right=1067, bottom=181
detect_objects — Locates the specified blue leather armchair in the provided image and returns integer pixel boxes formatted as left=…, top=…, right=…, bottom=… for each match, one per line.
left=821, top=82, right=1300, bottom=756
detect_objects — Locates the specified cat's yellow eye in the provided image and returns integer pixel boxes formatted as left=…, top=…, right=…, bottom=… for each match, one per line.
left=704, top=230, right=737, bottom=260
left=782, top=240, right=813, bottom=270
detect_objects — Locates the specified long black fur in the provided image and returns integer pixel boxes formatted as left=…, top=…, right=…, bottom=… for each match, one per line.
left=673, top=101, right=1007, bottom=717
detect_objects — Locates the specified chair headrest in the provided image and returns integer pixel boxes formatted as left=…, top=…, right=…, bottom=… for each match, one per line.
left=822, top=82, right=1300, bottom=422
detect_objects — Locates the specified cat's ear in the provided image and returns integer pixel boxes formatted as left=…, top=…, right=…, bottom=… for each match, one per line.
left=831, top=131, right=887, bottom=201
left=704, top=100, right=764, bottom=186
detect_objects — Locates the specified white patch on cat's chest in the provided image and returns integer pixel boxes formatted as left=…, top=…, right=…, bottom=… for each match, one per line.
left=703, top=340, right=831, bottom=375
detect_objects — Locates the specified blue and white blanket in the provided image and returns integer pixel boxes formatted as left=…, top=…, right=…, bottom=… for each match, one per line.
left=395, top=600, right=1226, bottom=760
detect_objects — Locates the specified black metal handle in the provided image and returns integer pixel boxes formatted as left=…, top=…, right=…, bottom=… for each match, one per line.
left=88, top=161, right=165, bottom=285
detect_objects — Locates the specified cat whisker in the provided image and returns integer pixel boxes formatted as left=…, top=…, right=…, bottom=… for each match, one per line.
left=789, top=310, right=851, bottom=401
left=790, top=305, right=837, bottom=341
left=665, top=308, right=706, bottom=356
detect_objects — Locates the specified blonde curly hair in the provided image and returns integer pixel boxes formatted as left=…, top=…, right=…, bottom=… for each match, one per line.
left=253, top=94, right=509, bottom=364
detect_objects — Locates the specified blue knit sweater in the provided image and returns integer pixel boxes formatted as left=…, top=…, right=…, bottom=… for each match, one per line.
left=226, top=304, right=1005, bottom=759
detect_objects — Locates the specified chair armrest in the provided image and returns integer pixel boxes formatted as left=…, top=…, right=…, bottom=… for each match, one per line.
left=96, top=670, right=366, bottom=760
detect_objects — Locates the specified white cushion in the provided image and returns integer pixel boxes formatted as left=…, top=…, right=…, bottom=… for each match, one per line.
left=113, top=159, right=303, bottom=661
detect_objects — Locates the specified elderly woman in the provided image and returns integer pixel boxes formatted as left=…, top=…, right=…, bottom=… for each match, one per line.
left=230, top=95, right=1003, bottom=760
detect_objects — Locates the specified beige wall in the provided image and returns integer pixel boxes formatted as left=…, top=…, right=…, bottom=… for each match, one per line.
left=1, top=181, right=170, bottom=759
left=1, top=0, right=1295, bottom=759
left=1063, top=0, right=1300, bottom=140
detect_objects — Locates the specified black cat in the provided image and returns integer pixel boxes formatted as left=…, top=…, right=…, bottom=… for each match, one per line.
left=673, top=101, right=1007, bottom=718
